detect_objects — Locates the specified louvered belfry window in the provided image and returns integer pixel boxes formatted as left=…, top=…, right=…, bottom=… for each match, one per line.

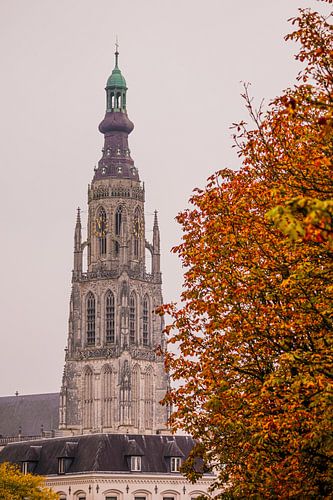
left=86, top=292, right=95, bottom=345
left=105, top=290, right=115, bottom=343
left=130, top=292, right=136, bottom=344
left=143, top=296, right=149, bottom=346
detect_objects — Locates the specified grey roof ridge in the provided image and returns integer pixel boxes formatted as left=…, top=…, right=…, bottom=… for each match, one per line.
left=0, top=392, right=59, bottom=398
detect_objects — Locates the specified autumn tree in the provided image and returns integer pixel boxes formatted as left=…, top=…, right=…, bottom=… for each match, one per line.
left=0, top=462, right=58, bottom=500
left=160, top=7, right=333, bottom=499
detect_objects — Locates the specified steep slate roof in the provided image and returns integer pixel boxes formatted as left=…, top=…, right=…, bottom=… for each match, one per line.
left=0, top=393, right=59, bottom=438
left=0, top=434, right=197, bottom=475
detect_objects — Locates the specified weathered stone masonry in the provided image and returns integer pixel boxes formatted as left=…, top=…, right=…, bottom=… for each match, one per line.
left=59, top=49, right=169, bottom=436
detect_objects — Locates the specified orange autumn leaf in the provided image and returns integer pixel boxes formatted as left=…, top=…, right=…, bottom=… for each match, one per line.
left=161, top=7, right=333, bottom=499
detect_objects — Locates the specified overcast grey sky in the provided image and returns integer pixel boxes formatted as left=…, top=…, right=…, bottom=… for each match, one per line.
left=0, top=0, right=330, bottom=396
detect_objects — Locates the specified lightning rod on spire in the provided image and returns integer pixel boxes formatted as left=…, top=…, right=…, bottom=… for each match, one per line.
left=115, top=36, right=119, bottom=67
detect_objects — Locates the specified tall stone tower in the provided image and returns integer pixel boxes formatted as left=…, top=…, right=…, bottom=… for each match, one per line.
left=59, top=49, right=169, bottom=435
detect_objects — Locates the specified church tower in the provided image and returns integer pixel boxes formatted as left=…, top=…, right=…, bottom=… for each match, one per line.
left=59, top=48, right=169, bottom=435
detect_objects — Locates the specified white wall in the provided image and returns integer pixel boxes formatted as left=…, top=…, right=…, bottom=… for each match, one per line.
left=46, top=472, right=215, bottom=499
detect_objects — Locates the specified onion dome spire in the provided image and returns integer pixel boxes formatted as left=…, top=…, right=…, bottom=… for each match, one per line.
left=99, top=44, right=134, bottom=134
left=95, top=44, right=138, bottom=182
left=105, top=44, right=128, bottom=113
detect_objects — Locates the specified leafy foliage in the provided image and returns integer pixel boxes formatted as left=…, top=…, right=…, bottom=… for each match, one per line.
left=160, top=8, right=333, bottom=499
left=0, top=462, right=58, bottom=500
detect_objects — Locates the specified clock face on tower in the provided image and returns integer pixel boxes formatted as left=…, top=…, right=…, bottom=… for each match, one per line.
left=95, top=216, right=108, bottom=237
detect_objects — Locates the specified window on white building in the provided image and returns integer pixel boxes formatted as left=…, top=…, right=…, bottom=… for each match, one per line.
left=171, top=456, right=181, bottom=472
left=130, top=455, right=142, bottom=471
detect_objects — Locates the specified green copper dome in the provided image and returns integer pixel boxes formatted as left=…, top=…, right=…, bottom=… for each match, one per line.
left=106, top=50, right=127, bottom=89
left=106, top=67, right=127, bottom=88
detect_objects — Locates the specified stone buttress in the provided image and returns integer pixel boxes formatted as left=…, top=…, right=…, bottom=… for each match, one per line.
left=59, top=49, right=169, bottom=435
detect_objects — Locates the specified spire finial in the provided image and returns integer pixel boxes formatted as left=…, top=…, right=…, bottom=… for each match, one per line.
left=154, top=210, right=158, bottom=227
left=76, top=207, right=81, bottom=224
left=115, top=36, right=119, bottom=68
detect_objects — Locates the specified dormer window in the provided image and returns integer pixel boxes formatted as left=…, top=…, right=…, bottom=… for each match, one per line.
left=130, top=455, right=141, bottom=471
left=58, top=457, right=65, bottom=474
left=57, top=442, right=77, bottom=475
left=117, top=166, right=122, bottom=174
left=21, top=461, right=29, bottom=474
left=58, top=456, right=73, bottom=475
left=20, top=445, right=41, bottom=474
left=21, top=460, right=38, bottom=474
left=171, top=456, right=181, bottom=472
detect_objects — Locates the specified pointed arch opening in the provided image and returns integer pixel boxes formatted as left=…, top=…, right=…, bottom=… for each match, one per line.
left=145, top=246, right=152, bottom=274
left=102, top=365, right=113, bottom=428
left=86, top=292, right=95, bottom=345
left=83, top=366, right=93, bottom=429
left=142, top=295, right=150, bottom=346
left=119, top=360, right=131, bottom=426
left=105, top=290, right=115, bottom=344
left=133, top=207, right=141, bottom=259
left=96, top=207, right=107, bottom=256
left=82, top=241, right=88, bottom=272
left=132, top=364, right=140, bottom=429
left=129, top=291, right=137, bottom=345
left=144, top=367, right=153, bottom=430
left=115, top=205, right=122, bottom=256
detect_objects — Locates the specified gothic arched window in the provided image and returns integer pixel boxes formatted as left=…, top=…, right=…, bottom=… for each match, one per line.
left=144, top=367, right=153, bottom=429
left=105, top=290, right=115, bottom=344
left=115, top=206, right=122, bottom=235
left=102, top=365, right=113, bottom=428
left=97, top=207, right=107, bottom=256
left=132, top=365, right=140, bottom=429
left=133, top=208, right=140, bottom=258
left=129, top=292, right=136, bottom=345
left=83, top=366, right=93, bottom=429
left=120, top=360, right=131, bottom=426
left=143, top=295, right=149, bottom=346
left=115, top=206, right=122, bottom=256
left=86, top=292, right=95, bottom=345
